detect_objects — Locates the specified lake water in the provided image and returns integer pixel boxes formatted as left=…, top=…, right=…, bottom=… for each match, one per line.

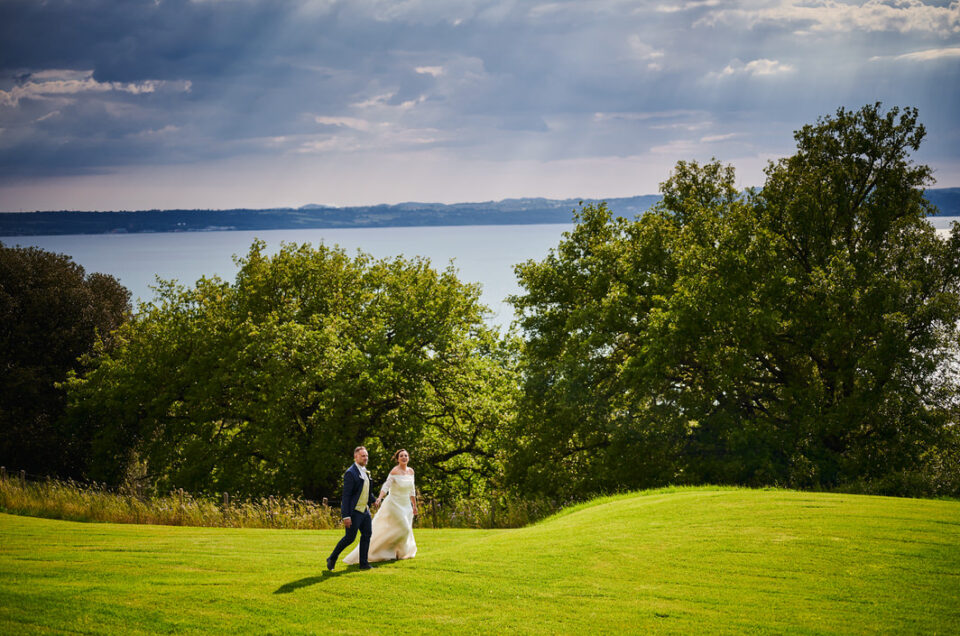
left=1, top=224, right=575, bottom=330
left=3, top=221, right=955, bottom=331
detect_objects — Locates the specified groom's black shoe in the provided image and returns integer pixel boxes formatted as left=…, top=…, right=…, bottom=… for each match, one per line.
left=359, top=564, right=374, bottom=570
left=326, top=556, right=336, bottom=571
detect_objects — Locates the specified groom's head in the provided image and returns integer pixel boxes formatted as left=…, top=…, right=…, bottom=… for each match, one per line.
left=353, top=446, right=368, bottom=466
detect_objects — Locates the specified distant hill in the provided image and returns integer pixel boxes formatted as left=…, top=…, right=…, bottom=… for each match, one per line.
left=1, top=189, right=957, bottom=237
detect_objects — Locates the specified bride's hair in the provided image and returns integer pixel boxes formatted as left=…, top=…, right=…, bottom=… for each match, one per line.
left=392, top=448, right=409, bottom=463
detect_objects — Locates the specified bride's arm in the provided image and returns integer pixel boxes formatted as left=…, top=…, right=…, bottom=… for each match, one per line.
left=375, top=474, right=393, bottom=505
left=409, top=475, right=417, bottom=515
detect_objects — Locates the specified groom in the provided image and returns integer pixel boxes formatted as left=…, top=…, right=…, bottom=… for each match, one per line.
left=327, top=446, right=377, bottom=571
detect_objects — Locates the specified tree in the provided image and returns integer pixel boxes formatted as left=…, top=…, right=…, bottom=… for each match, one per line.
left=65, top=240, right=517, bottom=500
left=0, top=244, right=130, bottom=478
left=509, top=104, right=960, bottom=498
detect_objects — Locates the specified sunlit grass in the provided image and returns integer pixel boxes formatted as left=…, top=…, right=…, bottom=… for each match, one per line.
left=1, top=487, right=958, bottom=634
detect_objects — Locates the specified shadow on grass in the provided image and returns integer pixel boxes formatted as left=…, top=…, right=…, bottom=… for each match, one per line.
left=275, top=563, right=392, bottom=594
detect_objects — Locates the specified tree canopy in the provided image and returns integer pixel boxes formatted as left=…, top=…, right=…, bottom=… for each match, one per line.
left=509, top=104, right=960, bottom=498
left=0, top=243, right=130, bottom=478
left=65, top=240, right=516, bottom=500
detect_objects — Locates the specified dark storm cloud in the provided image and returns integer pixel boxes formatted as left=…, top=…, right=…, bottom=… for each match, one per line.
left=0, top=0, right=958, bottom=186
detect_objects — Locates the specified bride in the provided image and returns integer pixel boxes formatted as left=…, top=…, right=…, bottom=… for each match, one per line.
left=343, top=449, right=418, bottom=564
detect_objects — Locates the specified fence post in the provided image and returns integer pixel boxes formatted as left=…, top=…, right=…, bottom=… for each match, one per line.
left=223, top=491, right=229, bottom=507
left=430, top=498, right=438, bottom=529
left=20, top=469, right=26, bottom=485
left=321, top=497, right=328, bottom=507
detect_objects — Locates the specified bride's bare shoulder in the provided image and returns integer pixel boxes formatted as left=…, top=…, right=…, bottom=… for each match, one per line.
left=389, top=466, right=403, bottom=475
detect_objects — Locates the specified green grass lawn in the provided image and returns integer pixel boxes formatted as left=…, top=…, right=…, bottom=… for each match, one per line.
left=1, top=487, right=958, bottom=634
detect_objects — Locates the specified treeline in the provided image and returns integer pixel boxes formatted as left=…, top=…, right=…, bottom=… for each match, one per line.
left=0, top=196, right=662, bottom=237
left=2, top=190, right=958, bottom=238
left=2, top=104, right=959, bottom=506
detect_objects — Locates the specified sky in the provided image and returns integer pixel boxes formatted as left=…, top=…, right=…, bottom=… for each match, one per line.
left=1, top=0, right=959, bottom=212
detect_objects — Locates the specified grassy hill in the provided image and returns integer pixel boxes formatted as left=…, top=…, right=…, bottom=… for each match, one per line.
left=1, top=487, right=958, bottom=634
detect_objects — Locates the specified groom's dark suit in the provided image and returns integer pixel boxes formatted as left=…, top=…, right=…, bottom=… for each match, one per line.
left=328, top=463, right=376, bottom=568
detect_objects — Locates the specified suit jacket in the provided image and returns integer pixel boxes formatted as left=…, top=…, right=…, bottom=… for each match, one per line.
left=340, top=464, right=376, bottom=519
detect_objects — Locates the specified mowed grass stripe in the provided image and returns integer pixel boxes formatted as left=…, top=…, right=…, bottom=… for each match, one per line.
left=1, top=487, right=958, bottom=634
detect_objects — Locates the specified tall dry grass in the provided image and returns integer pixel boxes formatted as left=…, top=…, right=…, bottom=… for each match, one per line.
left=0, top=475, right=340, bottom=529
left=0, top=474, right=559, bottom=529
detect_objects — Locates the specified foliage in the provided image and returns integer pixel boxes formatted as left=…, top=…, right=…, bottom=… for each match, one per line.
left=509, top=104, right=960, bottom=498
left=0, top=243, right=130, bottom=478
left=64, top=240, right=517, bottom=501
left=2, top=488, right=959, bottom=633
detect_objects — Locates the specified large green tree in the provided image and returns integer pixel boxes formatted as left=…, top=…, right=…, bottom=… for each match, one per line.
left=65, top=241, right=516, bottom=500
left=0, top=244, right=130, bottom=478
left=510, top=104, right=960, bottom=498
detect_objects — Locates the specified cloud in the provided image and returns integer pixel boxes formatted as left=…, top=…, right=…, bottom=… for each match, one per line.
left=593, top=110, right=706, bottom=123
left=700, top=132, right=736, bottom=142
left=0, top=0, right=958, bottom=203
left=870, top=46, right=960, bottom=62
left=415, top=66, right=444, bottom=77
left=655, top=0, right=722, bottom=13
left=698, top=0, right=960, bottom=38
left=628, top=35, right=666, bottom=70
left=708, top=58, right=796, bottom=78
left=34, top=110, right=61, bottom=123
left=313, top=115, right=375, bottom=131
left=649, top=139, right=703, bottom=155
left=0, top=70, right=190, bottom=108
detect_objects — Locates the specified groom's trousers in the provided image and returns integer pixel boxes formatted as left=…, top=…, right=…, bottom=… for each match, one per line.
left=329, top=509, right=372, bottom=566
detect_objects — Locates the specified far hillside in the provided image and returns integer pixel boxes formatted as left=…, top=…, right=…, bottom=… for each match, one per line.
left=1, top=188, right=958, bottom=236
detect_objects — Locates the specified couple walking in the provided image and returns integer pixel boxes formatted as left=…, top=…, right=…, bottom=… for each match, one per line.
left=326, top=446, right=418, bottom=571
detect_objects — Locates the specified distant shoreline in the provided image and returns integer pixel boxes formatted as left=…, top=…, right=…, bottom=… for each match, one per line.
left=2, top=189, right=958, bottom=237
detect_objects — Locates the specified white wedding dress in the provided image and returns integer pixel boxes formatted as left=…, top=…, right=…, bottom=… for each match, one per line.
left=343, top=473, right=417, bottom=564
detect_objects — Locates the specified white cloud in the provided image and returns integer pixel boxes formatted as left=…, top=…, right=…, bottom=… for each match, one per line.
left=351, top=91, right=426, bottom=111
left=133, top=124, right=181, bottom=138
left=0, top=69, right=190, bottom=107
left=870, top=46, right=960, bottom=62
left=700, top=132, right=736, bottom=142
left=593, top=109, right=705, bottom=123
left=398, top=95, right=427, bottom=109
left=709, top=58, right=795, bottom=78
left=294, top=121, right=447, bottom=155
left=33, top=110, right=61, bottom=123
left=649, top=139, right=703, bottom=155
left=743, top=58, right=795, bottom=75
left=628, top=35, right=666, bottom=70
left=352, top=93, right=395, bottom=109
left=698, top=0, right=960, bottom=38
left=415, top=65, right=444, bottom=77
left=655, top=0, right=722, bottom=13
left=528, top=3, right=564, bottom=18
left=651, top=120, right=712, bottom=132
